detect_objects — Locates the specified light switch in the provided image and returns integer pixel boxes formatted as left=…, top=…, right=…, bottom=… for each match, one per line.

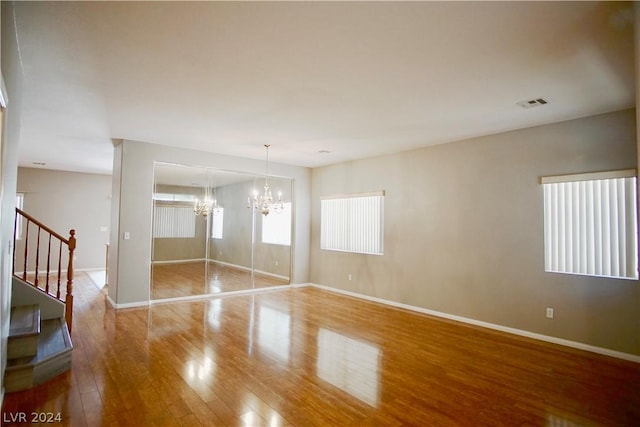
left=123, top=232, right=130, bottom=240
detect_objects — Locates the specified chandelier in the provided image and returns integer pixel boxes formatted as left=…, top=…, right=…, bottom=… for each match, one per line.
left=248, top=144, right=284, bottom=216
left=194, top=173, right=219, bottom=217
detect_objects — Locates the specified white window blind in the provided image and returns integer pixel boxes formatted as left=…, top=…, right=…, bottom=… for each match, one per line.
left=262, top=202, right=292, bottom=246
left=321, top=192, right=384, bottom=255
left=542, top=171, right=638, bottom=280
left=153, top=206, right=196, bottom=238
left=211, top=208, right=224, bottom=239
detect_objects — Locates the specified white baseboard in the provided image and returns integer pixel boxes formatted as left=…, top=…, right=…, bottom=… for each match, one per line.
left=107, top=283, right=298, bottom=308
left=151, top=258, right=205, bottom=265
left=209, top=260, right=290, bottom=281
left=149, top=259, right=290, bottom=282
left=253, top=269, right=290, bottom=282
left=209, top=259, right=251, bottom=272
left=106, top=295, right=149, bottom=309
left=309, top=283, right=640, bottom=363
left=150, top=284, right=294, bottom=305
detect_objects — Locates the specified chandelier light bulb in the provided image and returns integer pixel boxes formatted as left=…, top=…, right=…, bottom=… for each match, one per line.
left=247, top=144, right=285, bottom=216
left=194, top=172, right=217, bottom=217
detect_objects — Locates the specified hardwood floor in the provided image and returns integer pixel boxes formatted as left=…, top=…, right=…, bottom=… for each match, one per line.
left=151, top=262, right=289, bottom=300
left=3, top=272, right=640, bottom=426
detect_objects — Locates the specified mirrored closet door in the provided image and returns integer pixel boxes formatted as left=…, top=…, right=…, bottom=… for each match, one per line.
left=151, top=162, right=292, bottom=301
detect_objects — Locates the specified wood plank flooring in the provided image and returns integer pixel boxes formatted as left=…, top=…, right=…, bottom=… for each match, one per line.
left=2, top=272, right=640, bottom=426
left=151, top=262, right=289, bottom=300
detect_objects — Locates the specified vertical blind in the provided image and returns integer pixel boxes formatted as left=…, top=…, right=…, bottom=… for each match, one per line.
left=321, top=192, right=384, bottom=255
left=153, top=206, right=196, bottom=238
left=542, top=173, right=637, bottom=280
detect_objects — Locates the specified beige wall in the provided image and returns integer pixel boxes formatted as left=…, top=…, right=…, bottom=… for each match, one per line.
left=16, top=168, right=112, bottom=271
left=109, top=140, right=310, bottom=306
left=635, top=3, right=639, bottom=359
left=637, top=3, right=640, bottom=249
left=209, top=180, right=253, bottom=269
left=311, top=109, right=639, bottom=356
left=1, top=0, right=23, bottom=401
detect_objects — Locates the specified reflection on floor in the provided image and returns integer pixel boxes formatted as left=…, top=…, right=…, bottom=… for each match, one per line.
left=151, top=261, right=289, bottom=300
left=87, top=270, right=106, bottom=290
left=3, top=272, right=639, bottom=425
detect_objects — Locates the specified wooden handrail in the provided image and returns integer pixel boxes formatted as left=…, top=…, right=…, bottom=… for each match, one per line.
left=16, top=208, right=69, bottom=243
left=13, top=207, right=76, bottom=333
left=65, top=230, right=76, bottom=333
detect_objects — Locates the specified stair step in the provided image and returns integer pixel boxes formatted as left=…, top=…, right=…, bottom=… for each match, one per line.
left=8, top=305, right=40, bottom=359
left=9, top=304, right=40, bottom=337
left=5, top=318, right=73, bottom=393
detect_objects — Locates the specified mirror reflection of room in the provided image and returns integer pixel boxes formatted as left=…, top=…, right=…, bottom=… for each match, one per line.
left=151, top=162, right=292, bottom=300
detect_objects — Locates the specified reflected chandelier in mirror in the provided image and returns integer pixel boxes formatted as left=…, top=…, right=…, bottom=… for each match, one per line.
left=248, top=144, right=284, bottom=216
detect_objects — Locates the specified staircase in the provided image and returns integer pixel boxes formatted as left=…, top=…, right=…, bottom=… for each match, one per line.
left=5, top=208, right=77, bottom=392
left=4, top=305, right=73, bottom=392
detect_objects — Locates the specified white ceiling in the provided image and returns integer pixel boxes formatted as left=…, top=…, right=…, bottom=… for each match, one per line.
left=11, top=1, right=636, bottom=175
left=154, top=161, right=270, bottom=187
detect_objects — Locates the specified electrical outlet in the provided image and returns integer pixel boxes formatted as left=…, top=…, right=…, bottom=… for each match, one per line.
left=348, top=274, right=352, bottom=281
left=546, top=308, right=554, bottom=319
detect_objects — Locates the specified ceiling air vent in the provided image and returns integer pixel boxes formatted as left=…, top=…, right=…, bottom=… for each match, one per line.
left=517, top=98, right=549, bottom=109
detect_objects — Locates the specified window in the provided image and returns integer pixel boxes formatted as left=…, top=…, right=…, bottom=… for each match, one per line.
left=211, top=207, right=224, bottom=239
left=262, top=202, right=292, bottom=246
left=153, top=193, right=196, bottom=202
left=542, top=170, right=637, bottom=280
left=321, top=191, right=384, bottom=255
left=15, top=193, right=24, bottom=240
left=153, top=206, right=196, bottom=238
